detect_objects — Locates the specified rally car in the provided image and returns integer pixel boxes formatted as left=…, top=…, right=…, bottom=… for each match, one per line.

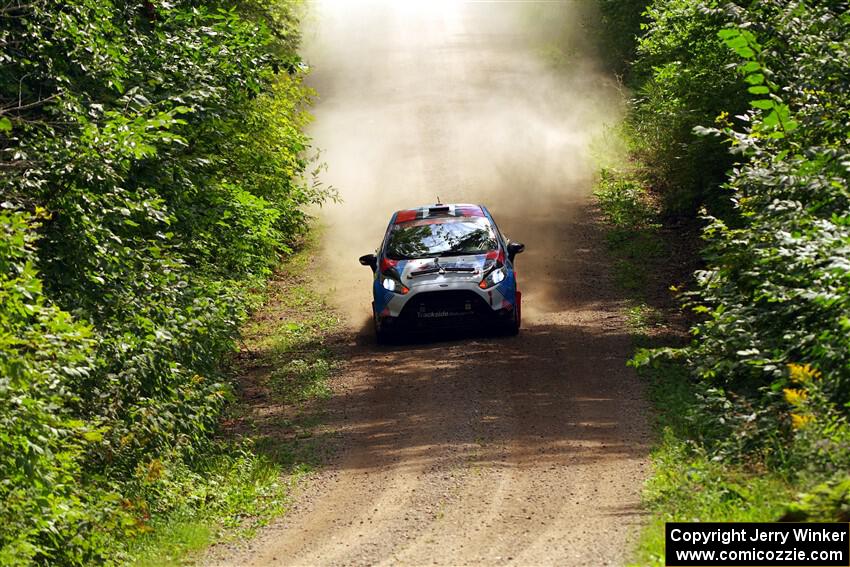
left=359, top=203, right=524, bottom=343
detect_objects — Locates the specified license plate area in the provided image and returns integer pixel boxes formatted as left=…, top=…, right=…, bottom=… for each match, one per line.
left=401, top=291, right=488, bottom=328
left=416, top=299, right=473, bottom=319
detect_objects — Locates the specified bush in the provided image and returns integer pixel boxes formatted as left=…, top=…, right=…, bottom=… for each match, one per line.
left=596, top=0, right=648, bottom=78
left=636, top=0, right=850, bottom=477
left=600, top=0, right=750, bottom=218
left=0, top=1, right=329, bottom=562
left=0, top=210, right=125, bottom=564
left=595, top=168, right=656, bottom=231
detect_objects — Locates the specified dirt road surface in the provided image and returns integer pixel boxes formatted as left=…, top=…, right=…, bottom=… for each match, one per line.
left=210, top=2, right=651, bottom=566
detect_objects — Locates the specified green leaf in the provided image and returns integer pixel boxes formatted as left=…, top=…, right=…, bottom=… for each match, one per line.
left=762, top=110, right=779, bottom=127
left=82, top=431, right=103, bottom=442
left=748, top=85, right=770, bottom=94
left=0, top=117, right=11, bottom=132
left=725, top=36, right=749, bottom=50
left=750, top=99, right=774, bottom=110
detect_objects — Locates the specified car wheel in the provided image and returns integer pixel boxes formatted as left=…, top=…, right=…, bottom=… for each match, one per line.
left=374, top=316, right=391, bottom=345
left=503, top=308, right=520, bottom=336
left=376, top=327, right=390, bottom=345
left=502, top=293, right=521, bottom=336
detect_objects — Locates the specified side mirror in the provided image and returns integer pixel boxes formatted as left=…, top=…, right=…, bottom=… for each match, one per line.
left=359, top=253, right=378, bottom=272
left=507, top=241, right=525, bottom=261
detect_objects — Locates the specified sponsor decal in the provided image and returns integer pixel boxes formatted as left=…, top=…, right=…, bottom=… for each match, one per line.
left=416, top=310, right=473, bottom=319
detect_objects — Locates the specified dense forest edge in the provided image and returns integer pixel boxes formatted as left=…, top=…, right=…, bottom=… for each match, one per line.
left=595, top=1, right=850, bottom=564
left=1, top=0, right=338, bottom=564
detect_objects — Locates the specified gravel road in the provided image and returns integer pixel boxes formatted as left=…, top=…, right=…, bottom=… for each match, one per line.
left=210, top=2, right=651, bottom=565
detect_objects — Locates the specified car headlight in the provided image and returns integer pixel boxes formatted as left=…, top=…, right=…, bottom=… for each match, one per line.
left=479, top=265, right=507, bottom=289
left=380, top=271, right=409, bottom=295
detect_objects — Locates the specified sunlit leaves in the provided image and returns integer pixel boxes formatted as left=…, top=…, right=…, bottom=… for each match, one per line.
left=1, top=0, right=324, bottom=563
left=0, top=211, right=123, bottom=564
left=718, top=25, right=799, bottom=140
left=659, top=1, right=850, bottom=462
left=718, top=27, right=761, bottom=59
left=625, top=0, right=746, bottom=215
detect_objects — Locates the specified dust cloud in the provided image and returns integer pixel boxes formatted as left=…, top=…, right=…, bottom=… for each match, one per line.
left=300, top=0, right=624, bottom=327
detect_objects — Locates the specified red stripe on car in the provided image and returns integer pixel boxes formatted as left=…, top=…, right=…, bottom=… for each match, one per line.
left=485, top=249, right=505, bottom=263
left=455, top=206, right=484, bottom=217
left=395, top=210, right=417, bottom=223
left=380, top=258, right=398, bottom=272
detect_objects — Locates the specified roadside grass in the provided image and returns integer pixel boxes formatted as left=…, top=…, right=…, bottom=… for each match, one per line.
left=126, top=451, right=306, bottom=567
left=594, top=168, right=665, bottom=300
left=629, top=363, right=795, bottom=566
left=123, top=229, right=340, bottom=565
left=594, top=168, right=800, bottom=566
left=624, top=303, right=656, bottom=350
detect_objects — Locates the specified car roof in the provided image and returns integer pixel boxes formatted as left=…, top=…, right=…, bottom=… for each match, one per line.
left=393, top=203, right=486, bottom=224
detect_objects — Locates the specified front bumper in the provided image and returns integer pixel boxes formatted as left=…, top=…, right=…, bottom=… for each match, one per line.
left=374, top=280, right=517, bottom=332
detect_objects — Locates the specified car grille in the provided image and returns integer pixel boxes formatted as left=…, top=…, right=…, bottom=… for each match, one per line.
left=399, top=291, right=491, bottom=329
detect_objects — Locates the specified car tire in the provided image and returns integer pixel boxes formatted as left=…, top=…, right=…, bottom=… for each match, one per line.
left=502, top=292, right=521, bottom=336
left=376, top=327, right=390, bottom=345
left=374, top=316, right=391, bottom=345
left=503, top=310, right=520, bottom=336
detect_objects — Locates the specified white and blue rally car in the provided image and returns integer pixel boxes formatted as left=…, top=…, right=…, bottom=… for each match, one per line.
left=359, top=203, right=524, bottom=342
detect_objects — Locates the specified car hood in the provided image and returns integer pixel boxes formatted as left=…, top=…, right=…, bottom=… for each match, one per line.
left=395, top=254, right=489, bottom=288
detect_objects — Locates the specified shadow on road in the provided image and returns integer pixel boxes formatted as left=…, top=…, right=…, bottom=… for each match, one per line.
left=318, top=320, right=649, bottom=476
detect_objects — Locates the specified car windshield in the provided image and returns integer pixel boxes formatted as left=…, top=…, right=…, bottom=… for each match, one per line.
left=385, top=217, right=498, bottom=260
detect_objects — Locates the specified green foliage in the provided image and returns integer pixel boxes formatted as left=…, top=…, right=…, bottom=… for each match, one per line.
left=629, top=362, right=795, bottom=566
left=629, top=0, right=850, bottom=500
left=598, top=6, right=850, bottom=560
left=645, top=1, right=747, bottom=215
left=594, top=167, right=666, bottom=296
left=123, top=442, right=298, bottom=566
left=631, top=357, right=850, bottom=565
left=781, top=477, right=850, bottom=523
left=602, top=2, right=850, bottom=552
left=595, top=168, right=657, bottom=231
left=596, top=0, right=648, bottom=78
left=0, top=210, right=124, bottom=564
left=125, top=234, right=339, bottom=565
left=660, top=1, right=850, bottom=463
left=602, top=0, right=748, bottom=217
left=1, top=0, right=330, bottom=563
left=244, top=233, right=339, bottom=407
